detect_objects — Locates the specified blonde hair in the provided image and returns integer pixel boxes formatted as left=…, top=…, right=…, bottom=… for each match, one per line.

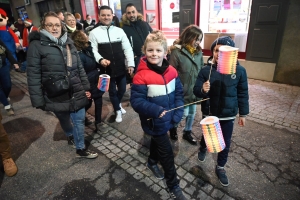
left=64, top=12, right=75, bottom=23
left=142, top=30, right=168, bottom=54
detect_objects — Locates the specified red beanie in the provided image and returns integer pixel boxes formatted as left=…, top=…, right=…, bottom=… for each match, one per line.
left=24, top=19, right=33, bottom=25
left=0, top=8, right=7, bottom=18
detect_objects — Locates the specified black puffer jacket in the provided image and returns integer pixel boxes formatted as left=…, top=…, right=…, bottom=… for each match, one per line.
left=27, top=31, right=90, bottom=112
left=121, top=13, right=152, bottom=57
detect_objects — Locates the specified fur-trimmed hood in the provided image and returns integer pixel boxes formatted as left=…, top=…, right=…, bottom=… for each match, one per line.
left=121, top=13, right=144, bottom=26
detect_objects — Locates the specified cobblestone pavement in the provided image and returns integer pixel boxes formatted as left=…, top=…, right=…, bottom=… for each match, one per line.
left=6, top=71, right=300, bottom=199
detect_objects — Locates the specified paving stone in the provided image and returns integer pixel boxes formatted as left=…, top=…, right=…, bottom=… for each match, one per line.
left=111, top=156, right=119, bottom=161
left=221, top=194, right=235, bottom=200
left=111, top=147, right=121, bottom=154
left=140, top=176, right=154, bottom=187
left=114, top=131, right=122, bottom=137
left=116, top=141, right=126, bottom=148
left=119, top=134, right=127, bottom=140
left=101, top=139, right=110, bottom=146
left=159, top=188, right=170, bottom=200
left=106, top=153, right=116, bottom=159
left=184, top=172, right=196, bottom=182
left=177, top=167, right=187, bottom=177
left=106, top=144, right=116, bottom=150
left=120, top=163, right=130, bottom=170
left=124, top=137, right=132, bottom=143
left=116, top=151, right=127, bottom=158
left=139, top=146, right=149, bottom=155
left=126, top=167, right=138, bottom=175
left=197, top=190, right=209, bottom=200
left=115, top=159, right=124, bottom=166
left=136, top=164, right=146, bottom=172
left=150, top=175, right=160, bottom=183
left=158, top=180, right=166, bottom=188
left=211, top=188, right=225, bottom=199
left=93, top=142, right=101, bottom=147
left=201, top=183, right=213, bottom=194
left=128, top=148, right=138, bottom=155
left=184, top=185, right=196, bottom=196
left=93, top=134, right=100, bottom=139
left=123, top=155, right=134, bottom=163
left=150, top=184, right=161, bottom=193
left=106, top=135, right=116, bottom=141
left=109, top=129, right=117, bottom=134
left=129, top=160, right=140, bottom=167
left=97, top=146, right=106, bottom=151
left=111, top=138, right=120, bottom=144
left=179, top=179, right=187, bottom=189
left=133, top=171, right=144, bottom=180
left=102, top=149, right=110, bottom=154
left=122, top=145, right=131, bottom=151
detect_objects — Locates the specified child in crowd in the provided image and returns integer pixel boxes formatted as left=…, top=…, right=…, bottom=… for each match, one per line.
left=130, top=30, right=186, bottom=200
left=193, top=36, right=249, bottom=186
left=169, top=24, right=204, bottom=145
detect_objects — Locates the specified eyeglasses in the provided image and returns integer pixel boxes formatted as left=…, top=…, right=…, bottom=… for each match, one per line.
left=45, top=24, right=61, bottom=29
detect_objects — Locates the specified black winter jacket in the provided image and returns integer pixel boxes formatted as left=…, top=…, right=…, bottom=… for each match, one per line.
left=78, top=45, right=103, bottom=99
left=121, top=13, right=152, bottom=57
left=193, top=63, right=249, bottom=119
left=26, top=31, right=90, bottom=112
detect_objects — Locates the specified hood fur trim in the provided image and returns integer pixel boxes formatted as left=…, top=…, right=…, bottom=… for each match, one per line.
left=121, top=13, right=144, bottom=26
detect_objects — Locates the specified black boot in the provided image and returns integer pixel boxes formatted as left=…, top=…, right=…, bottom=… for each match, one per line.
left=85, top=117, right=93, bottom=126
left=169, top=127, right=178, bottom=141
left=183, top=130, right=197, bottom=145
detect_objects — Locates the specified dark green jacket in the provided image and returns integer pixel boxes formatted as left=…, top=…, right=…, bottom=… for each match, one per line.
left=169, top=44, right=204, bottom=103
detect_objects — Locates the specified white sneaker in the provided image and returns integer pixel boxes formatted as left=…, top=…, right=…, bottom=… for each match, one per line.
left=120, top=103, right=126, bottom=114
left=115, top=110, right=122, bottom=123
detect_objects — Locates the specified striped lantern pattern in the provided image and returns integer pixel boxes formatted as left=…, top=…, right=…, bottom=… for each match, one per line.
left=97, top=74, right=110, bottom=92
left=200, top=116, right=226, bottom=153
left=217, top=45, right=239, bottom=74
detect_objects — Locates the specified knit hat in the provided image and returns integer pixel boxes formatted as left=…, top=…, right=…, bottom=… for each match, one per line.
left=210, top=36, right=235, bottom=53
left=24, top=19, right=33, bottom=25
left=0, top=8, right=7, bottom=18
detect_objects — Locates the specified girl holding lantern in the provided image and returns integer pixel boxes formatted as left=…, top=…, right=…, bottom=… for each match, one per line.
left=193, top=36, right=249, bottom=186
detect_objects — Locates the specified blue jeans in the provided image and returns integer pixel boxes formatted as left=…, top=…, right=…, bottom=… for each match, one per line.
left=182, top=104, right=197, bottom=131
left=199, top=119, right=235, bottom=167
left=21, top=60, right=27, bottom=71
left=148, top=133, right=179, bottom=190
left=54, top=108, right=86, bottom=150
left=108, top=74, right=126, bottom=112
left=0, top=59, right=12, bottom=107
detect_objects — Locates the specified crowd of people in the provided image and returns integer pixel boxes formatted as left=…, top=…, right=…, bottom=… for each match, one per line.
left=0, top=4, right=249, bottom=200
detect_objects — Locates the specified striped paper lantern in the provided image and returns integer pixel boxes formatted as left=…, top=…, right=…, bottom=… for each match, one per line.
left=97, top=74, right=110, bottom=92
left=217, top=45, right=239, bottom=74
left=200, top=116, right=226, bottom=153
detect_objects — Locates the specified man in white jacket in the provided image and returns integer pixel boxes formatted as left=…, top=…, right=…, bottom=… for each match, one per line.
left=89, top=6, right=135, bottom=123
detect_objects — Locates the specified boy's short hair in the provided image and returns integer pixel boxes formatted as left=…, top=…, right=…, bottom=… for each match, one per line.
left=142, top=30, right=168, bottom=54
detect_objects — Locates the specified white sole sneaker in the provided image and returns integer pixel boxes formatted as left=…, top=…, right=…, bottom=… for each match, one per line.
left=115, top=110, right=122, bottom=123
left=120, top=104, right=126, bottom=114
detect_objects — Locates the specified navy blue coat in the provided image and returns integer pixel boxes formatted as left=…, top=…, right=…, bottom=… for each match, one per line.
left=193, top=63, right=249, bottom=118
left=78, top=46, right=103, bottom=99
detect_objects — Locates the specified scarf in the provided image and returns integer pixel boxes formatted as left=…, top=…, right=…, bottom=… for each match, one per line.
left=66, top=25, right=76, bottom=32
left=184, top=44, right=198, bottom=56
left=146, top=59, right=169, bottom=74
left=39, top=29, right=67, bottom=45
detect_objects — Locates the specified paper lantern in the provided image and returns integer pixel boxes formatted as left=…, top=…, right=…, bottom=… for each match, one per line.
left=217, top=45, right=239, bottom=74
left=200, top=116, right=226, bottom=153
left=97, top=74, right=110, bottom=92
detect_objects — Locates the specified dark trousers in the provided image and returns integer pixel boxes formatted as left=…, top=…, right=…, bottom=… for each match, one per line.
left=108, top=74, right=126, bottom=112
left=0, top=113, right=11, bottom=160
left=86, top=92, right=104, bottom=125
left=200, top=119, right=234, bottom=167
left=148, top=133, right=179, bottom=190
left=0, top=60, right=12, bottom=107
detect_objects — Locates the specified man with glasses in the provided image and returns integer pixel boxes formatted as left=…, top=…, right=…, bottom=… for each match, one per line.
left=89, top=6, right=134, bottom=123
